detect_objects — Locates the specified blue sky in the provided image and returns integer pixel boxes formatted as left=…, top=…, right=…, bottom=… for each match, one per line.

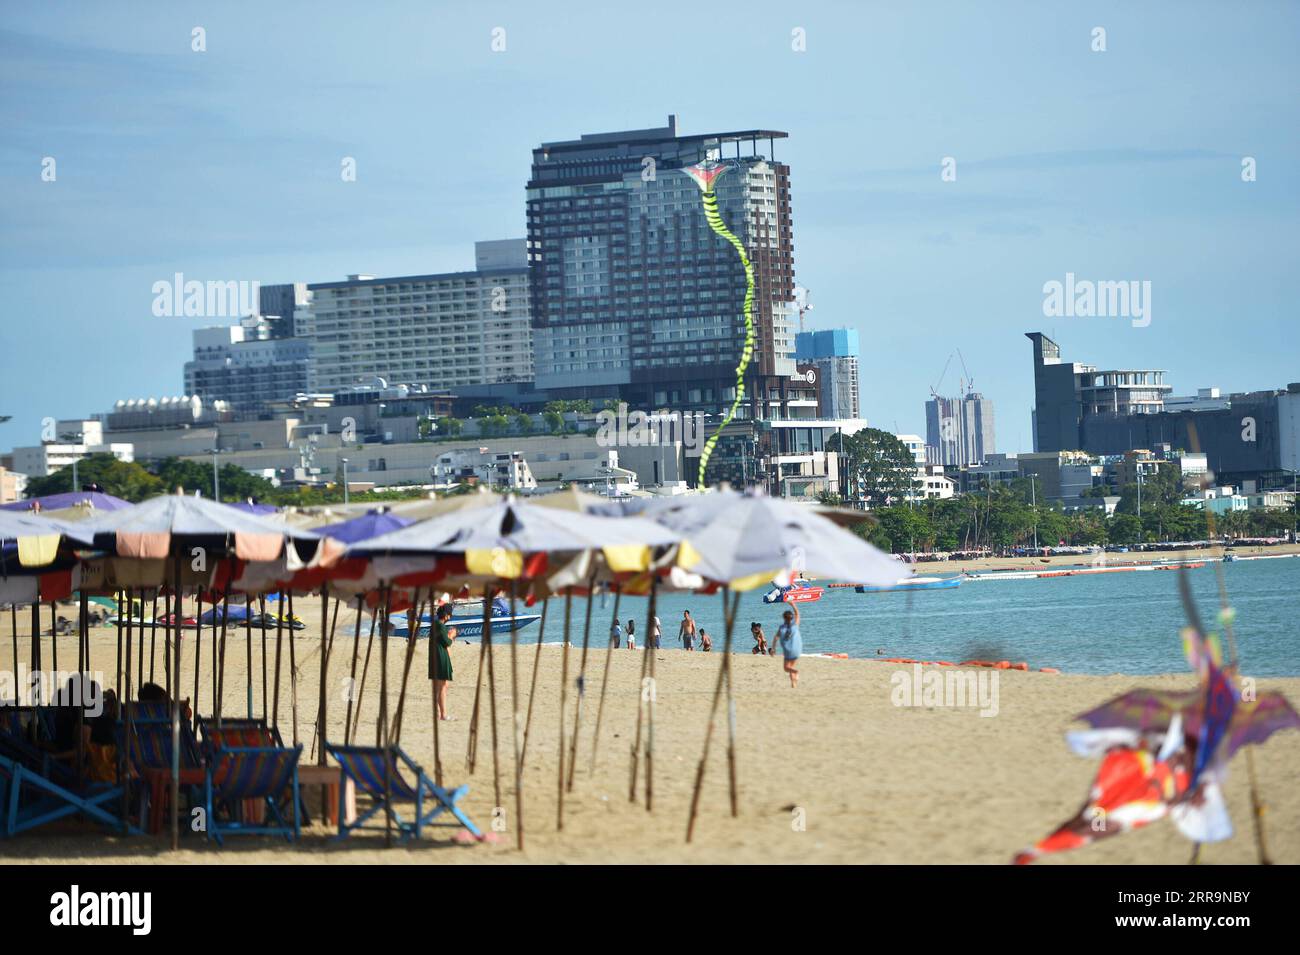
left=2, top=0, right=1297, bottom=455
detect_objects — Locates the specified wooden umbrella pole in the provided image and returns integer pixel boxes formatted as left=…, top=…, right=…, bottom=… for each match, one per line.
left=344, top=600, right=365, bottom=746
left=49, top=601, right=57, bottom=671
left=429, top=596, right=442, bottom=787
left=314, top=588, right=330, bottom=762
left=348, top=606, right=377, bottom=745
left=380, top=586, right=393, bottom=847
left=216, top=591, right=230, bottom=724
left=643, top=578, right=659, bottom=811
left=77, top=591, right=87, bottom=673
left=149, top=592, right=159, bottom=683
left=113, top=592, right=122, bottom=695
left=288, top=591, right=300, bottom=746
left=557, top=588, right=572, bottom=831
left=192, top=589, right=202, bottom=731
left=259, top=595, right=269, bottom=721
left=465, top=593, right=492, bottom=773
left=518, top=597, right=548, bottom=768
left=121, top=587, right=135, bottom=832
left=390, top=589, right=425, bottom=743
left=327, top=597, right=341, bottom=659
left=244, top=594, right=254, bottom=718
left=136, top=589, right=145, bottom=690
left=169, top=554, right=183, bottom=851
left=723, top=588, right=740, bottom=818
left=11, top=605, right=18, bottom=686
left=32, top=592, right=40, bottom=683
left=122, top=592, right=132, bottom=702
left=628, top=583, right=654, bottom=803
left=484, top=584, right=502, bottom=813
left=508, top=579, right=524, bottom=851
left=686, top=588, right=737, bottom=842
left=587, top=584, right=622, bottom=777
left=271, top=593, right=284, bottom=731
left=566, top=570, right=600, bottom=792
left=209, top=591, right=218, bottom=718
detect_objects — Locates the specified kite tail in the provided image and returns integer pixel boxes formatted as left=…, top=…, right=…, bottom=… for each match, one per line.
left=696, top=188, right=755, bottom=487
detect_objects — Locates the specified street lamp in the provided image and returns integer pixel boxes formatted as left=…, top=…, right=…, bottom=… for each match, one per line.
left=210, top=448, right=220, bottom=501
left=341, top=458, right=350, bottom=505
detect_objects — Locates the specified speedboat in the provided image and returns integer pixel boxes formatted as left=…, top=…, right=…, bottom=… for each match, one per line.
left=855, top=576, right=962, bottom=594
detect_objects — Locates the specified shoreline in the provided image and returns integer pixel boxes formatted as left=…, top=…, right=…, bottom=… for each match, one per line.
left=4, top=613, right=1297, bottom=865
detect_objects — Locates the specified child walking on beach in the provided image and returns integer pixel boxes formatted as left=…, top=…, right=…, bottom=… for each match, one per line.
left=774, top=602, right=802, bottom=688
left=750, top=622, right=769, bottom=655
left=699, top=628, right=712, bottom=652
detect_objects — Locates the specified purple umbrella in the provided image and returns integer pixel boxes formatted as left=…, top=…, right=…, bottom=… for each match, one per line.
left=1, top=491, right=131, bottom=513
left=315, top=509, right=413, bottom=544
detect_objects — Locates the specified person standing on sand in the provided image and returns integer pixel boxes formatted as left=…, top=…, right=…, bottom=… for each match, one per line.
left=610, top=618, right=623, bottom=649
left=750, top=622, right=769, bottom=655
left=699, top=628, right=712, bottom=652
left=774, top=601, right=802, bottom=687
left=429, top=603, right=457, bottom=720
left=626, top=618, right=636, bottom=650
left=652, top=615, right=662, bottom=649
left=679, top=610, right=696, bottom=650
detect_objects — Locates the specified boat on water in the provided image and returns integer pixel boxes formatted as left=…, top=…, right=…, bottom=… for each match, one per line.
left=855, top=576, right=962, bottom=594
left=387, top=597, right=541, bottom=639
left=762, top=579, right=825, bottom=604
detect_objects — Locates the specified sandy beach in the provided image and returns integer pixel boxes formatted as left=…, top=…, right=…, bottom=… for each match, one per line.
left=3, top=594, right=1297, bottom=865
left=908, top=542, right=1300, bottom=575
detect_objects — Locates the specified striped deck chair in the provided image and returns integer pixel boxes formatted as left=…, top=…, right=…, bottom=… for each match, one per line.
left=203, top=744, right=302, bottom=844
left=120, top=706, right=206, bottom=836
left=197, top=717, right=284, bottom=750
left=0, top=752, right=133, bottom=838
left=325, top=743, right=483, bottom=842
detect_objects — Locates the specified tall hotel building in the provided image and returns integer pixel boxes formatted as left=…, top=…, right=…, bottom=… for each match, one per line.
left=294, top=240, right=534, bottom=393
left=526, top=116, right=797, bottom=414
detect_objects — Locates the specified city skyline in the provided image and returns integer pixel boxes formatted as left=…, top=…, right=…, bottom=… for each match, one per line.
left=2, top=1, right=1298, bottom=454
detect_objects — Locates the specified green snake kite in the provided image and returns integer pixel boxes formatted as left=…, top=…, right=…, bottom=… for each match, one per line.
left=684, top=160, right=755, bottom=486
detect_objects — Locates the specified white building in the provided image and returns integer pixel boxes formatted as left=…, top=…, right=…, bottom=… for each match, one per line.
left=11, top=441, right=134, bottom=478
left=431, top=448, right=538, bottom=491
left=294, top=240, right=534, bottom=394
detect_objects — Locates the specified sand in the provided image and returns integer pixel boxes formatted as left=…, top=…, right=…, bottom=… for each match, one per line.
left=913, top=542, right=1300, bottom=574
left=3, top=596, right=1297, bottom=865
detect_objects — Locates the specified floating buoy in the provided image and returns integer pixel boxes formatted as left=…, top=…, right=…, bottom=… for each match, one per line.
left=1039, top=667, right=1060, bottom=674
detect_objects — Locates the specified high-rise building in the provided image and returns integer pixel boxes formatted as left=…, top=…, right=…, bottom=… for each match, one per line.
left=294, top=240, right=533, bottom=394
left=1026, top=331, right=1300, bottom=487
left=184, top=315, right=311, bottom=411
left=795, top=328, right=861, bottom=419
left=526, top=116, right=796, bottom=414
left=926, top=391, right=996, bottom=465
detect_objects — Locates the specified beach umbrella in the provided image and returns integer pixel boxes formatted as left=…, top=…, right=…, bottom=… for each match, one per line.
left=315, top=509, right=413, bottom=544
left=352, top=496, right=681, bottom=846
left=1, top=490, right=132, bottom=517
left=620, top=489, right=901, bottom=591
left=78, top=492, right=338, bottom=849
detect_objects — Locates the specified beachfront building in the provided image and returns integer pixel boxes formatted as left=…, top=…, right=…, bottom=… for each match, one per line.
left=526, top=116, right=810, bottom=487
left=430, top=448, right=538, bottom=491
left=1026, top=332, right=1300, bottom=490
left=9, top=432, right=135, bottom=478
left=926, top=391, right=996, bottom=466
left=292, top=240, right=534, bottom=394
left=1016, top=450, right=1103, bottom=504
left=183, top=316, right=311, bottom=412
left=0, top=465, right=26, bottom=504
left=954, top=452, right=1021, bottom=494
left=795, top=328, right=861, bottom=420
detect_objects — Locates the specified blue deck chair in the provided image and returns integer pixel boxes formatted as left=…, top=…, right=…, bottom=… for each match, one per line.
left=196, top=716, right=285, bottom=749
left=203, top=743, right=302, bottom=845
left=0, top=752, right=133, bottom=838
left=325, top=742, right=483, bottom=842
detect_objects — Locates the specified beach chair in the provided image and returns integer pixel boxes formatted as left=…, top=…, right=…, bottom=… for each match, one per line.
left=203, top=743, right=302, bottom=844
left=325, top=742, right=483, bottom=842
left=0, top=752, right=132, bottom=838
left=197, top=716, right=284, bottom=750
left=119, top=704, right=206, bottom=835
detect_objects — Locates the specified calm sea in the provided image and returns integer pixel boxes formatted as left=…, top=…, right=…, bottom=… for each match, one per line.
left=553, top=557, right=1299, bottom=676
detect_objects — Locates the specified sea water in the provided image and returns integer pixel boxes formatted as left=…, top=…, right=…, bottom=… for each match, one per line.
left=552, top=558, right=1300, bottom=676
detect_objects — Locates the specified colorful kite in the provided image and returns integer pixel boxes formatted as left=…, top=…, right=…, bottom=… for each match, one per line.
left=683, top=160, right=754, bottom=487
left=1013, top=576, right=1299, bottom=864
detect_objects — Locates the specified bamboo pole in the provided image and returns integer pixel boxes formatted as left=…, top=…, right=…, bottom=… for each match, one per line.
left=557, top=588, right=572, bottom=831
left=429, top=595, right=442, bottom=787
left=121, top=587, right=134, bottom=833
left=316, top=588, right=330, bottom=762
left=244, top=594, right=254, bottom=719
left=288, top=591, right=300, bottom=745
left=518, top=597, right=548, bottom=769
left=192, top=590, right=202, bottom=732
left=380, top=587, right=392, bottom=847
left=216, top=591, right=230, bottom=723
left=49, top=601, right=57, bottom=671
left=169, top=553, right=182, bottom=850
left=566, top=571, right=600, bottom=791
left=390, top=589, right=425, bottom=743
left=465, top=595, right=492, bottom=774
left=484, top=584, right=502, bottom=813
left=588, top=585, right=622, bottom=776
left=149, top=591, right=159, bottom=683
left=644, top=578, right=659, bottom=811
left=344, top=600, right=366, bottom=746
left=271, top=594, right=284, bottom=731
left=347, top=606, right=376, bottom=745
left=629, top=592, right=652, bottom=803
left=260, top=595, right=269, bottom=721
left=687, top=588, right=739, bottom=841
left=509, top=580, right=524, bottom=851
left=136, top=589, right=145, bottom=691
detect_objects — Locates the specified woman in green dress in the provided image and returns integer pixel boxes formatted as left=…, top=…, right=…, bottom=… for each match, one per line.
left=429, top=603, right=457, bottom=720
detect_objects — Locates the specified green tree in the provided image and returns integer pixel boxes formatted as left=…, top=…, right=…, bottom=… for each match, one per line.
left=829, top=428, right=918, bottom=509
left=514, top=413, right=534, bottom=435
left=24, top=453, right=163, bottom=502
left=543, top=410, right=565, bottom=434
left=435, top=416, right=463, bottom=438
left=1109, top=513, right=1142, bottom=545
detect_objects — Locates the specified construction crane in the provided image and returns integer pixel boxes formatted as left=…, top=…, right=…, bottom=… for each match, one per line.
left=930, top=350, right=975, bottom=399
left=793, top=286, right=813, bottom=332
